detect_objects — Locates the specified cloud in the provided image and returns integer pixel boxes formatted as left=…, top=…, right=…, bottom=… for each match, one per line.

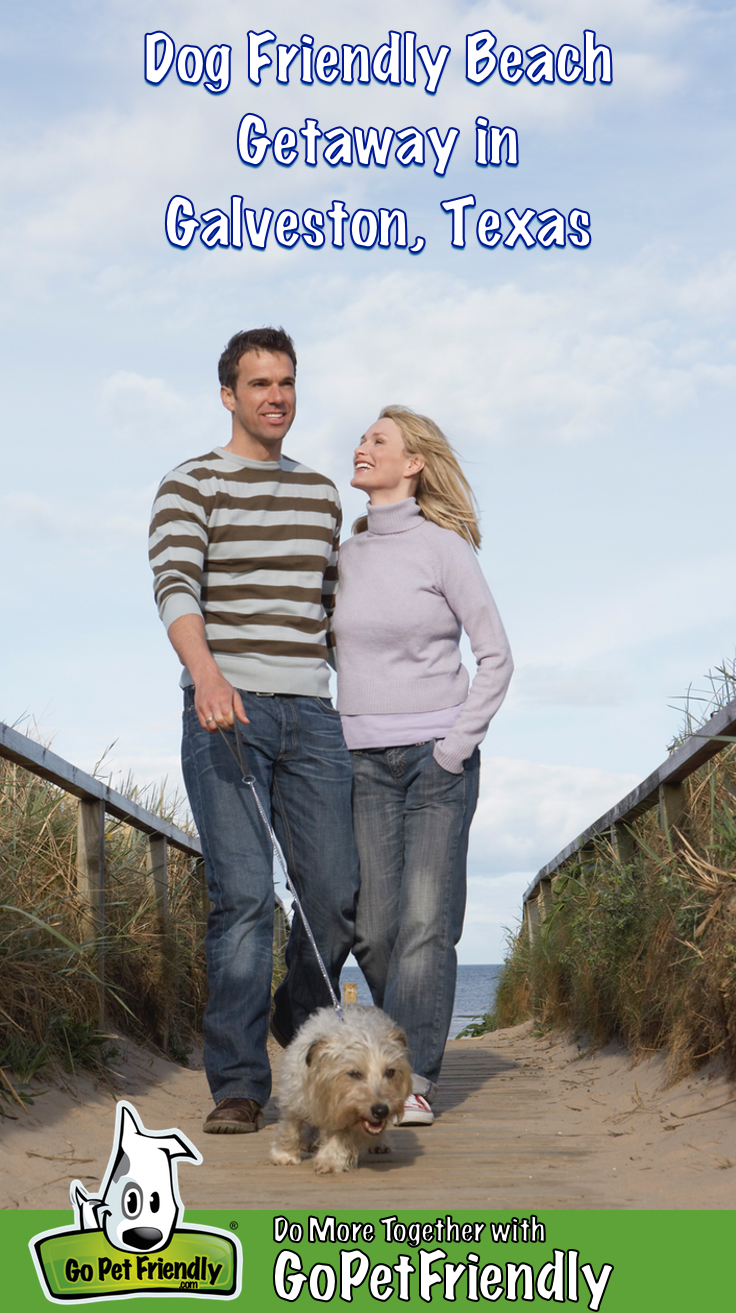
left=512, top=663, right=632, bottom=707
left=158, top=0, right=691, bottom=128
left=99, top=370, right=187, bottom=424
left=0, top=0, right=709, bottom=307
left=95, top=753, right=190, bottom=811
left=459, top=715, right=655, bottom=956
left=467, top=755, right=641, bottom=874
left=460, top=870, right=532, bottom=962
left=96, top=370, right=220, bottom=452
left=0, top=490, right=148, bottom=545
left=510, top=545, right=736, bottom=668
left=295, top=248, right=736, bottom=455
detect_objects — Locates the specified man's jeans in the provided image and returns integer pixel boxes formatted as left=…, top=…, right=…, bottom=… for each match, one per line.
left=351, top=741, right=480, bottom=1094
left=182, top=688, right=359, bottom=1107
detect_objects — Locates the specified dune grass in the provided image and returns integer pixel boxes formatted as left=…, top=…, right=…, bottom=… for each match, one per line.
left=0, top=755, right=212, bottom=1106
left=471, top=666, right=736, bottom=1081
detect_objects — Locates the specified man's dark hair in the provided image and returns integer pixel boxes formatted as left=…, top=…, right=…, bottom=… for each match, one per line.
left=218, top=327, right=297, bottom=391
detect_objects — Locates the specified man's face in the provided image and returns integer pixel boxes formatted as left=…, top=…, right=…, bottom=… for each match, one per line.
left=221, top=349, right=296, bottom=449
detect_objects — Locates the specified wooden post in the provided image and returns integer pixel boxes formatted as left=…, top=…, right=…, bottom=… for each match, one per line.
left=194, top=858, right=209, bottom=922
left=146, top=835, right=168, bottom=920
left=76, top=798, right=105, bottom=1025
left=538, top=876, right=553, bottom=922
left=273, top=900, right=289, bottom=956
left=146, top=836, right=171, bottom=1053
left=658, top=782, right=686, bottom=838
left=611, top=821, right=636, bottom=864
left=525, top=896, right=540, bottom=944
left=76, top=799, right=105, bottom=932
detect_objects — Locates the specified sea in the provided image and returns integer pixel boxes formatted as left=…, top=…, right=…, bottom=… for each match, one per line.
left=339, top=963, right=503, bottom=1039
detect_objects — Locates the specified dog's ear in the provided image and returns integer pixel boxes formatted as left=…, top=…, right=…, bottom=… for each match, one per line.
left=390, top=1027, right=408, bottom=1049
left=305, top=1039, right=328, bottom=1067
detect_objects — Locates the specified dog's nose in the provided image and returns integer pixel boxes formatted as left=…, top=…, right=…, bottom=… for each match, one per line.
left=370, top=1103, right=389, bottom=1121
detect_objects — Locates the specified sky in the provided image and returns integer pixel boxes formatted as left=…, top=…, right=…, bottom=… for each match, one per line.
left=2, top=0, right=735, bottom=964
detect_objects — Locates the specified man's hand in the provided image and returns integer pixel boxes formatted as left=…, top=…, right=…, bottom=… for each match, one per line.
left=193, top=669, right=249, bottom=732
left=167, top=614, right=250, bottom=732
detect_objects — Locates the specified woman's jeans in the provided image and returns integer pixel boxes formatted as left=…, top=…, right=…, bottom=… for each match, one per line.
left=351, top=741, right=480, bottom=1094
left=182, top=688, right=359, bottom=1108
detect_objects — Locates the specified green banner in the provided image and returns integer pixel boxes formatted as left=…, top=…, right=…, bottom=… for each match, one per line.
left=6, top=1210, right=733, bottom=1309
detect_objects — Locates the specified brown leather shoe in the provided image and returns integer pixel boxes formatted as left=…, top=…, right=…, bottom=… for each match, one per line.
left=202, top=1097, right=264, bottom=1134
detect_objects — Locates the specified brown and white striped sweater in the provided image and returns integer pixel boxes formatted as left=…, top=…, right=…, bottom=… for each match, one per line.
left=148, top=447, right=341, bottom=696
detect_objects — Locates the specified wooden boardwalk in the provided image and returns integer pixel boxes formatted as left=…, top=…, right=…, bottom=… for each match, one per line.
left=183, top=1039, right=604, bottom=1212
left=5, top=1025, right=735, bottom=1211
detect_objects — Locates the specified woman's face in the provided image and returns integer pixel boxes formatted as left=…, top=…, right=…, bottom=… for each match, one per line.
left=351, top=418, right=423, bottom=502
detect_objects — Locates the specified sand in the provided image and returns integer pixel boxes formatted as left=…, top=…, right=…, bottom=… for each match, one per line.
left=2, top=1022, right=735, bottom=1211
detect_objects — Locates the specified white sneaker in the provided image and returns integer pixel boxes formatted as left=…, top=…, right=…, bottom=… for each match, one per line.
left=400, top=1094, right=434, bottom=1125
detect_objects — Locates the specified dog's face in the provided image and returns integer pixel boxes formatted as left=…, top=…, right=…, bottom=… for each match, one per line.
left=303, top=1019, right=412, bottom=1138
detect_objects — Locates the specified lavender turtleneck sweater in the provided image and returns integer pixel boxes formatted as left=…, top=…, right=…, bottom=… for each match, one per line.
left=333, top=498, right=513, bottom=774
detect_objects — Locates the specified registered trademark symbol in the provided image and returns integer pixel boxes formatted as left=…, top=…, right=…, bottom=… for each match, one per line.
left=230, top=1220, right=238, bottom=1230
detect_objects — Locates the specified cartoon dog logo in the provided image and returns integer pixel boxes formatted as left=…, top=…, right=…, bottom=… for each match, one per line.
left=30, top=1099, right=241, bottom=1302
left=70, top=1100, right=202, bottom=1253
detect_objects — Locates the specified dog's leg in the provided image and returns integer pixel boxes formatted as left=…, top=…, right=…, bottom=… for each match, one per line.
left=313, top=1131, right=358, bottom=1175
left=270, top=1117, right=305, bottom=1167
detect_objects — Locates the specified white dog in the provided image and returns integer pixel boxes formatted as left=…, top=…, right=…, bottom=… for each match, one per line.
left=270, top=1005, right=412, bottom=1174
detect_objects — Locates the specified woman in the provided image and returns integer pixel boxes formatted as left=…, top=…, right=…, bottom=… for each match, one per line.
left=333, top=406, right=513, bottom=1125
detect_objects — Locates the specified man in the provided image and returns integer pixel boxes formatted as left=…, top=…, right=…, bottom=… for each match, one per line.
left=149, top=327, right=359, bottom=1133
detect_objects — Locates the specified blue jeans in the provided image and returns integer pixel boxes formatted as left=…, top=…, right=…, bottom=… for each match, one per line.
left=181, top=688, right=359, bottom=1107
left=351, top=742, right=480, bottom=1094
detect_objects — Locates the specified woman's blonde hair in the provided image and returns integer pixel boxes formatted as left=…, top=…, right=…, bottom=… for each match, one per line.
left=353, top=405, right=481, bottom=550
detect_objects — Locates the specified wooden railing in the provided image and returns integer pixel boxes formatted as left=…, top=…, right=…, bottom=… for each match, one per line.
left=0, top=721, right=289, bottom=1021
left=522, top=697, right=736, bottom=940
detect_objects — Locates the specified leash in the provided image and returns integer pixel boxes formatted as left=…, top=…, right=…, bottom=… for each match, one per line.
left=215, top=716, right=344, bottom=1024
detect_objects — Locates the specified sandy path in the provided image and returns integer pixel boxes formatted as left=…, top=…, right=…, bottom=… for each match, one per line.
left=2, top=1022, right=735, bottom=1210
